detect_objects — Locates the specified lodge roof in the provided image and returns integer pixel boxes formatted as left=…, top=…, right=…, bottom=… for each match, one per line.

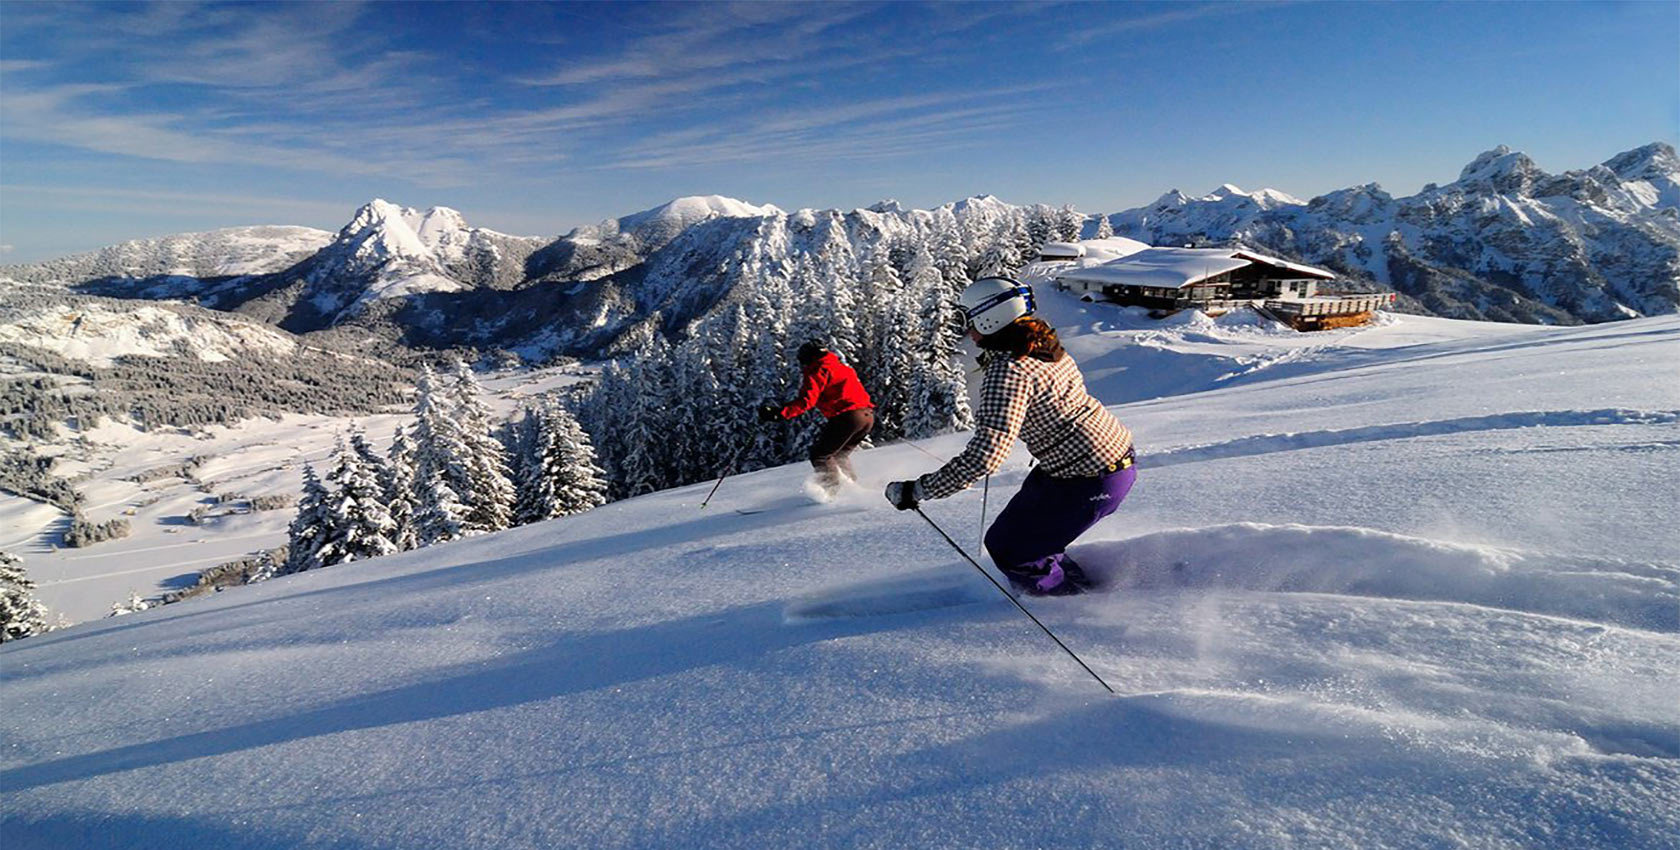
left=1056, top=247, right=1336, bottom=290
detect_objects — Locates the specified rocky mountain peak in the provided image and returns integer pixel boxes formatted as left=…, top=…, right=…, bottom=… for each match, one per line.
left=1151, top=189, right=1193, bottom=209
left=1603, top=142, right=1678, bottom=181
left=1456, top=146, right=1545, bottom=195
left=1306, top=183, right=1395, bottom=222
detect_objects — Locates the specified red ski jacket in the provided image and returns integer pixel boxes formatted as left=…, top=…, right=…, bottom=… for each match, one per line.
left=779, top=352, right=874, bottom=419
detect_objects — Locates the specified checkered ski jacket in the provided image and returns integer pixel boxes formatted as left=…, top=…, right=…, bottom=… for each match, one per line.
left=918, top=352, right=1134, bottom=501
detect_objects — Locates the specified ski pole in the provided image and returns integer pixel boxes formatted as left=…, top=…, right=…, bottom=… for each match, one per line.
left=901, top=438, right=947, bottom=464
left=911, top=506, right=1116, bottom=695
left=978, top=473, right=990, bottom=558
left=700, top=422, right=758, bottom=509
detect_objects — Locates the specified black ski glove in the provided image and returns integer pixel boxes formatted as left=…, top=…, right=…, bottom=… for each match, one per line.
left=884, top=480, right=922, bottom=511
left=757, top=404, right=782, bottom=422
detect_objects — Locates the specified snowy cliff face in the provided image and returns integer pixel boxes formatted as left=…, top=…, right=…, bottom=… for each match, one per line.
left=1106, top=143, right=1680, bottom=324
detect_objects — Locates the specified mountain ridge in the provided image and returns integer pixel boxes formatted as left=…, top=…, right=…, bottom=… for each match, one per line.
left=3, top=144, right=1674, bottom=356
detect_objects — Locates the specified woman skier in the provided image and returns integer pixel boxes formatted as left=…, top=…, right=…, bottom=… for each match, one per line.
left=760, top=341, right=876, bottom=495
left=884, top=278, right=1135, bottom=595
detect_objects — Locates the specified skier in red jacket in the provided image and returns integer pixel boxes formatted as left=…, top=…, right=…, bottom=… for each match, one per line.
left=759, top=341, right=875, bottom=494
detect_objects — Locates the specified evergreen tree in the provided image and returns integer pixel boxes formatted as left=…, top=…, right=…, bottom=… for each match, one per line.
left=511, top=410, right=549, bottom=524
left=281, top=463, right=331, bottom=574
left=447, top=360, right=517, bottom=534
left=1026, top=204, right=1057, bottom=255
left=1057, top=205, right=1086, bottom=242
left=411, top=365, right=474, bottom=541
left=874, top=290, right=921, bottom=441
left=900, top=241, right=974, bottom=439
left=618, top=337, right=674, bottom=497
left=413, top=463, right=467, bottom=545
left=814, top=217, right=862, bottom=360
left=349, top=427, right=391, bottom=495
left=979, top=218, right=1024, bottom=278
left=856, top=244, right=903, bottom=408
left=549, top=405, right=610, bottom=516
left=0, top=550, right=50, bottom=643
left=315, top=437, right=398, bottom=566
left=385, top=424, right=419, bottom=551
left=785, top=253, right=827, bottom=354
left=578, top=360, right=635, bottom=496
left=930, top=208, right=971, bottom=294
left=1095, top=213, right=1114, bottom=240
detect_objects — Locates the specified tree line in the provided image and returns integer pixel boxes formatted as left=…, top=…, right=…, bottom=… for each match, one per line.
left=276, top=361, right=608, bottom=576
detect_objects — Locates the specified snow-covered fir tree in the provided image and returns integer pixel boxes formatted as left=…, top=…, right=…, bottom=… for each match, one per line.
left=515, top=402, right=609, bottom=522
left=385, top=424, right=419, bottom=551
left=315, top=436, right=398, bottom=566
left=930, top=207, right=972, bottom=293
left=281, top=463, right=331, bottom=574
left=413, top=463, right=467, bottom=545
left=410, top=365, right=473, bottom=543
left=1025, top=205, right=1057, bottom=256
left=1094, top=213, right=1114, bottom=240
left=1056, top=205, right=1085, bottom=242
left=0, top=550, right=50, bottom=642
left=904, top=264, right=973, bottom=439
left=349, top=428, right=390, bottom=495
left=446, top=360, right=518, bottom=533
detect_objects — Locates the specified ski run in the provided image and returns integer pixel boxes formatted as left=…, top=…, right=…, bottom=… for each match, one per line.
left=3, top=289, right=1677, bottom=849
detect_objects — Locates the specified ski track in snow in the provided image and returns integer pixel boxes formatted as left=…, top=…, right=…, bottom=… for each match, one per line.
left=1145, top=408, right=1680, bottom=467
left=1070, top=522, right=1679, bottom=633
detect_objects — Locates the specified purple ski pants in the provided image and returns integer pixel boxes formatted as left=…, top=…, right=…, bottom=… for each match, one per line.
left=983, top=465, right=1137, bottom=594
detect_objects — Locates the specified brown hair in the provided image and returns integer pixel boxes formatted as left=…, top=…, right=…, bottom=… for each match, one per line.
left=977, top=316, right=1064, bottom=362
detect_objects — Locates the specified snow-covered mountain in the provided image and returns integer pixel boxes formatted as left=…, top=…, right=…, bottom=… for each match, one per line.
left=4, top=293, right=1675, bottom=848
left=4, top=143, right=1674, bottom=361
left=0, top=299, right=298, bottom=368
left=0, top=225, right=333, bottom=293
left=215, top=199, right=551, bottom=333
left=526, top=195, right=784, bottom=284
left=1105, top=143, right=1680, bottom=324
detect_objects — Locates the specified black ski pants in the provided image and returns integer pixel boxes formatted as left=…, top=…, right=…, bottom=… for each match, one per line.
left=810, top=408, right=874, bottom=485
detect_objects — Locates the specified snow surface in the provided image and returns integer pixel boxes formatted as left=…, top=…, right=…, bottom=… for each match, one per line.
left=2, top=293, right=1677, bottom=849
left=0, top=303, right=298, bottom=367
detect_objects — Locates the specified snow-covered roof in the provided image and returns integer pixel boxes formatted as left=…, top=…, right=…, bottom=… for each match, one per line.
left=1056, top=247, right=1335, bottom=289
left=1057, top=248, right=1251, bottom=289
left=1079, top=236, right=1152, bottom=263
left=1039, top=241, right=1086, bottom=258
left=1230, top=249, right=1336, bottom=279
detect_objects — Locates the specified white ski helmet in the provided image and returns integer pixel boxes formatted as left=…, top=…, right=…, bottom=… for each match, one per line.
left=959, top=277, right=1036, bottom=336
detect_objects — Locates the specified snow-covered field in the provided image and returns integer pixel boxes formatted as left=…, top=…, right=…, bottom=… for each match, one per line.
left=2, top=295, right=1676, bottom=849
left=1, top=365, right=591, bottom=624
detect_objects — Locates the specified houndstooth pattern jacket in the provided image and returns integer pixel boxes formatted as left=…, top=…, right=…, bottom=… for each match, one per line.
left=919, top=352, right=1133, bottom=501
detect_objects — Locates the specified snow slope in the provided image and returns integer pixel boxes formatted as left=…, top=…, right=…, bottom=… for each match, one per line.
left=0, top=302, right=298, bottom=368
left=2, top=296, right=1676, bottom=849
left=0, top=226, right=333, bottom=286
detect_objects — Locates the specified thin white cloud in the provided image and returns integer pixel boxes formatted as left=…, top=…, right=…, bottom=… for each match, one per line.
left=1059, top=2, right=1286, bottom=48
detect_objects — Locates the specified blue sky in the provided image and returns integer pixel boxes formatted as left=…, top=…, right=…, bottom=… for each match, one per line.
left=1, top=0, right=1675, bottom=263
